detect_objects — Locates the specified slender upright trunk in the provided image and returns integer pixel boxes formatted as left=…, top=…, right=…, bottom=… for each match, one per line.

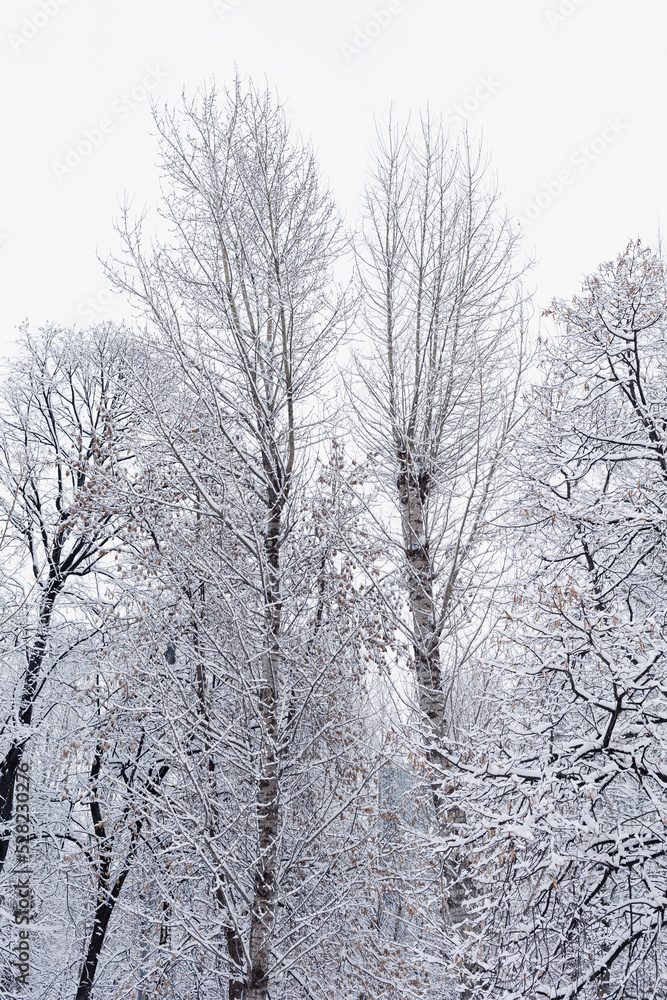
left=227, top=925, right=245, bottom=1000
left=397, top=470, right=446, bottom=739
left=75, top=745, right=127, bottom=1000
left=245, top=502, right=282, bottom=1000
left=75, top=748, right=162, bottom=1000
left=75, top=872, right=129, bottom=1000
left=397, top=469, right=466, bottom=815
left=397, top=468, right=475, bottom=997
left=0, top=743, right=23, bottom=873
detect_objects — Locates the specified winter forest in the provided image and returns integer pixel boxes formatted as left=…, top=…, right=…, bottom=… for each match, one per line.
left=1, top=76, right=666, bottom=1000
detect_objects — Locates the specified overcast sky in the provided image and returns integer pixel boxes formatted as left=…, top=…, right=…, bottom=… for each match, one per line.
left=1, top=0, right=662, bottom=345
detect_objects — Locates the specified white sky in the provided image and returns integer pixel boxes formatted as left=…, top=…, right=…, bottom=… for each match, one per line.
left=0, top=0, right=663, bottom=344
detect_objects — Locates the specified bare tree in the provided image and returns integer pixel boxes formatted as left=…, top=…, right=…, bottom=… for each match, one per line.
left=0, top=324, right=132, bottom=878
left=352, top=114, right=530, bottom=992
left=467, top=240, right=667, bottom=999
left=104, top=79, right=410, bottom=1000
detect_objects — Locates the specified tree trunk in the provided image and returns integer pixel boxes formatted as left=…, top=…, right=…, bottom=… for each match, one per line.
left=0, top=743, right=23, bottom=873
left=397, top=468, right=474, bottom=997
left=245, top=689, right=279, bottom=1000
left=75, top=879, right=128, bottom=1000
left=245, top=504, right=282, bottom=1000
left=226, top=925, right=245, bottom=1000
left=75, top=744, right=148, bottom=1000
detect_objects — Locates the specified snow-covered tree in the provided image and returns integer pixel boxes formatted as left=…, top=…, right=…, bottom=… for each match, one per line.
left=465, top=240, right=667, bottom=998
left=102, top=78, right=419, bottom=1000
left=0, top=323, right=133, bottom=879
left=351, top=114, right=530, bottom=995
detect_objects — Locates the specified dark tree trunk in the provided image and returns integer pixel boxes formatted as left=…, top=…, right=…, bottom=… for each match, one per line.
left=0, top=743, right=23, bottom=873
left=75, top=872, right=129, bottom=1000
left=227, top=926, right=245, bottom=1000
left=0, top=585, right=58, bottom=875
left=74, top=747, right=162, bottom=1000
left=245, top=500, right=282, bottom=1000
left=397, top=468, right=476, bottom=999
